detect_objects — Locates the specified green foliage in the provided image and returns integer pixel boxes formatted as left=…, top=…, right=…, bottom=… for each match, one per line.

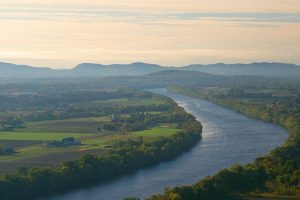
left=0, top=116, right=23, bottom=131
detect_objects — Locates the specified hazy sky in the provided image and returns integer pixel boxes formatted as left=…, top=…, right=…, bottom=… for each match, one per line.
left=0, top=0, right=300, bottom=68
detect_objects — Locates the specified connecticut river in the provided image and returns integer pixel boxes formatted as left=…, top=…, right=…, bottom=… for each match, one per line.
left=48, top=89, right=288, bottom=200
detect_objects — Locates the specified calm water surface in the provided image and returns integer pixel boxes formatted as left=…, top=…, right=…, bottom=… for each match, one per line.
left=47, top=89, right=288, bottom=200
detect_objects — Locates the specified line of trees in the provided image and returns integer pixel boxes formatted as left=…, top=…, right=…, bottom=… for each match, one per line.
left=0, top=116, right=23, bottom=131
left=103, top=110, right=194, bottom=133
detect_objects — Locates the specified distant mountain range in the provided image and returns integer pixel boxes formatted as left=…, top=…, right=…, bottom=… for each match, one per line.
left=0, top=61, right=299, bottom=79
left=72, top=62, right=164, bottom=77
left=180, top=62, right=300, bottom=78
left=0, top=62, right=165, bottom=79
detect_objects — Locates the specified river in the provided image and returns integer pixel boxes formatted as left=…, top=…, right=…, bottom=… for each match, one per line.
left=47, top=89, right=288, bottom=200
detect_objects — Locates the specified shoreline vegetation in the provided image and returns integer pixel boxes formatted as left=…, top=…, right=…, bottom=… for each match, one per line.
left=138, top=86, right=300, bottom=200
left=0, top=92, right=202, bottom=200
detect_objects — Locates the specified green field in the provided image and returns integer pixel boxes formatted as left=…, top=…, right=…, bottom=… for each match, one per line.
left=82, top=126, right=181, bottom=148
left=0, top=132, right=93, bottom=141
left=0, top=115, right=180, bottom=170
left=133, top=127, right=180, bottom=137
left=87, top=97, right=167, bottom=107
left=0, top=146, right=71, bottom=163
left=18, top=117, right=111, bottom=134
left=0, top=125, right=180, bottom=166
left=0, top=94, right=179, bottom=172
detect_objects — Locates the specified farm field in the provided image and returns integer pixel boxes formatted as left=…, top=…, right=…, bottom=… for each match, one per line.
left=0, top=123, right=180, bottom=173
left=17, top=117, right=111, bottom=134
left=87, top=97, right=167, bottom=106
left=133, top=126, right=180, bottom=137
left=0, top=131, right=93, bottom=141
left=0, top=94, right=180, bottom=173
left=82, top=126, right=181, bottom=148
left=0, top=85, right=197, bottom=179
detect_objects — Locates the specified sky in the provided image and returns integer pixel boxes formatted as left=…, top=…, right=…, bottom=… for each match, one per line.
left=0, top=0, right=300, bottom=68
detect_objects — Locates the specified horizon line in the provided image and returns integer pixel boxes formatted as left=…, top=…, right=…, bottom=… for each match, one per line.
left=0, top=60, right=299, bottom=70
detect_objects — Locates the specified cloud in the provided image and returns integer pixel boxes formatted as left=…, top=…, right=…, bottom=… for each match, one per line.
left=0, top=6, right=300, bottom=25
left=2, top=0, right=300, bottom=12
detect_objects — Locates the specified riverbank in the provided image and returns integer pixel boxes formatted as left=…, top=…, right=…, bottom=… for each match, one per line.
left=145, top=85, right=300, bottom=199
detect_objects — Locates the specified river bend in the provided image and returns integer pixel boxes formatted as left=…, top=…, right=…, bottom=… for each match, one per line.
left=48, top=89, right=288, bottom=200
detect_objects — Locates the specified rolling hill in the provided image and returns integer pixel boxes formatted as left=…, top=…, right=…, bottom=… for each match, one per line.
left=0, top=61, right=299, bottom=79
left=181, top=62, right=300, bottom=78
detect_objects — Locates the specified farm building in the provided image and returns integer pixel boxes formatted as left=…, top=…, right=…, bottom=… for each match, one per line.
left=47, top=137, right=81, bottom=147
left=0, top=146, right=14, bottom=155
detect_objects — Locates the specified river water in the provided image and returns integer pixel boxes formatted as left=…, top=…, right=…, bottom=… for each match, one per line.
left=48, top=89, right=288, bottom=200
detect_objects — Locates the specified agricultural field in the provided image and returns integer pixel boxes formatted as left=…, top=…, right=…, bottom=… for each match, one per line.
left=0, top=123, right=180, bottom=173
left=82, top=126, right=181, bottom=149
left=0, top=132, right=92, bottom=141
left=18, top=117, right=111, bottom=134
left=0, top=92, right=181, bottom=173
left=87, top=97, right=167, bottom=107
